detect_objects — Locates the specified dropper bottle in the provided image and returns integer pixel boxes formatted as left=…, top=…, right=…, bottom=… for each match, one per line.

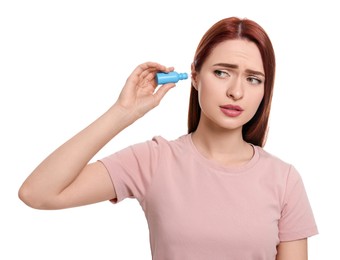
left=156, top=71, right=188, bottom=85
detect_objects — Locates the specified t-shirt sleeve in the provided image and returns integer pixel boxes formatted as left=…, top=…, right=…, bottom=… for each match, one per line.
left=99, top=138, right=160, bottom=204
left=278, top=165, right=318, bottom=241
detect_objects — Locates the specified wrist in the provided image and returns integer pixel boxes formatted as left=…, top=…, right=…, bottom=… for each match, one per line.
left=106, top=103, right=140, bottom=126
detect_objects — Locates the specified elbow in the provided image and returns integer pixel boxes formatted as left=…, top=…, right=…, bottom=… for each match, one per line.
left=18, top=184, right=50, bottom=210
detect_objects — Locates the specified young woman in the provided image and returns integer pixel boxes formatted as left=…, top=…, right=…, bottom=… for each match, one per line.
left=19, top=17, right=318, bottom=259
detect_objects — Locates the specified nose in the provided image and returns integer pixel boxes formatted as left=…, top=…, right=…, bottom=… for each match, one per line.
left=226, top=77, right=244, bottom=100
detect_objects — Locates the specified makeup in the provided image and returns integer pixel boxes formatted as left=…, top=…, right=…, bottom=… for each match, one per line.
left=220, top=105, right=243, bottom=117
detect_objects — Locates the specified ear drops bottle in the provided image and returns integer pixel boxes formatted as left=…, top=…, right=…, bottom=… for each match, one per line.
left=156, top=71, right=188, bottom=85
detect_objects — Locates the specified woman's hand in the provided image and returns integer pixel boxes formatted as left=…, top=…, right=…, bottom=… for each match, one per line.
left=116, top=62, right=176, bottom=119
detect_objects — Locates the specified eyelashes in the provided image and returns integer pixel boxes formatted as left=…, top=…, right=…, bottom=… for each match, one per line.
left=214, top=70, right=230, bottom=78
left=214, top=70, right=263, bottom=85
left=247, top=77, right=262, bottom=85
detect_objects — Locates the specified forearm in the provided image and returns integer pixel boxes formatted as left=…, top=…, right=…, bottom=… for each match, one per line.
left=19, top=104, right=137, bottom=207
left=19, top=62, right=175, bottom=209
left=276, top=239, right=308, bottom=260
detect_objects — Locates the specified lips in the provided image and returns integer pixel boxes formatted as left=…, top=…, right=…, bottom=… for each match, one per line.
left=220, top=104, right=244, bottom=117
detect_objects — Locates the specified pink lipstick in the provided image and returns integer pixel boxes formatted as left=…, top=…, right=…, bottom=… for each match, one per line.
left=220, top=104, right=243, bottom=117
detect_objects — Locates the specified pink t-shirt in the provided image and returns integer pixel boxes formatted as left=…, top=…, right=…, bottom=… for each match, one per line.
left=100, top=134, right=318, bottom=259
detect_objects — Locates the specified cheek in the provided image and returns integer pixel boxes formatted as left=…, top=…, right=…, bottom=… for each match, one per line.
left=255, top=92, right=264, bottom=106
left=198, top=76, right=224, bottom=98
left=197, top=79, right=219, bottom=107
left=257, top=89, right=265, bottom=106
left=249, top=90, right=265, bottom=113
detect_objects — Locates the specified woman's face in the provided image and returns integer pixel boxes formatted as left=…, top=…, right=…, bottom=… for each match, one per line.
left=193, top=39, right=265, bottom=132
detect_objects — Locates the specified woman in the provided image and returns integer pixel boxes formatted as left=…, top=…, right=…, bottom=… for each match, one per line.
left=19, top=17, right=318, bottom=259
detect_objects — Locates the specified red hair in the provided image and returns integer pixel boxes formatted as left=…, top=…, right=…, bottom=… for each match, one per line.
left=188, top=17, right=275, bottom=147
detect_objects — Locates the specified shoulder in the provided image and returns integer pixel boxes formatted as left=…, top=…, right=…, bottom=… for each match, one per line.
left=102, top=134, right=189, bottom=163
left=147, top=134, right=191, bottom=151
left=110, top=134, right=190, bottom=161
left=256, top=146, right=289, bottom=165
left=255, top=146, right=301, bottom=182
left=257, top=146, right=292, bottom=168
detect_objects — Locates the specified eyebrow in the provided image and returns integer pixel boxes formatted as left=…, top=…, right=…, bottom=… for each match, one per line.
left=213, top=63, right=265, bottom=77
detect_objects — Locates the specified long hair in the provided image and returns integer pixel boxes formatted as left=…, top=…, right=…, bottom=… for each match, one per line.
left=188, top=17, right=275, bottom=147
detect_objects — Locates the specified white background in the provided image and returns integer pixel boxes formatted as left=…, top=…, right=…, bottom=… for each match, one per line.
left=1, top=0, right=338, bottom=259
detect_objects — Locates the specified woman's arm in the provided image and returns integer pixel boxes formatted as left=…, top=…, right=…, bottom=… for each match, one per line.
left=18, top=62, right=175, bottom=210
left=276, top=238, right=308, bottom=260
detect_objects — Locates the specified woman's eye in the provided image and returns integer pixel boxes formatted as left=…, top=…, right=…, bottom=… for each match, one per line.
left=214, top=70, right=229, bottom=78
left=247, top=76, right=262, bottom=85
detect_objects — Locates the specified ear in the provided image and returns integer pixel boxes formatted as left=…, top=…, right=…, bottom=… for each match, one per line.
left=191, top=62, right=198, bottom=90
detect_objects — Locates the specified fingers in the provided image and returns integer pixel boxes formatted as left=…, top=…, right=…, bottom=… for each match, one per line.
left=134, top=62, right=176, bottom=102
left=153, top=83, right=176, bottom=104
left=133, top=62, right=174, bottom=82
left=138, top=61, right=174, bottom=74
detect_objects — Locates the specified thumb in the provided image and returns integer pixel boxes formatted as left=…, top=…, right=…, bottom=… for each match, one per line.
left=153, top=83, right=176, bottom=104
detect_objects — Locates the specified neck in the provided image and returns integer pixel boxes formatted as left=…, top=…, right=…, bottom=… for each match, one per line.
left=191, top=120, right=253, bottom=167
